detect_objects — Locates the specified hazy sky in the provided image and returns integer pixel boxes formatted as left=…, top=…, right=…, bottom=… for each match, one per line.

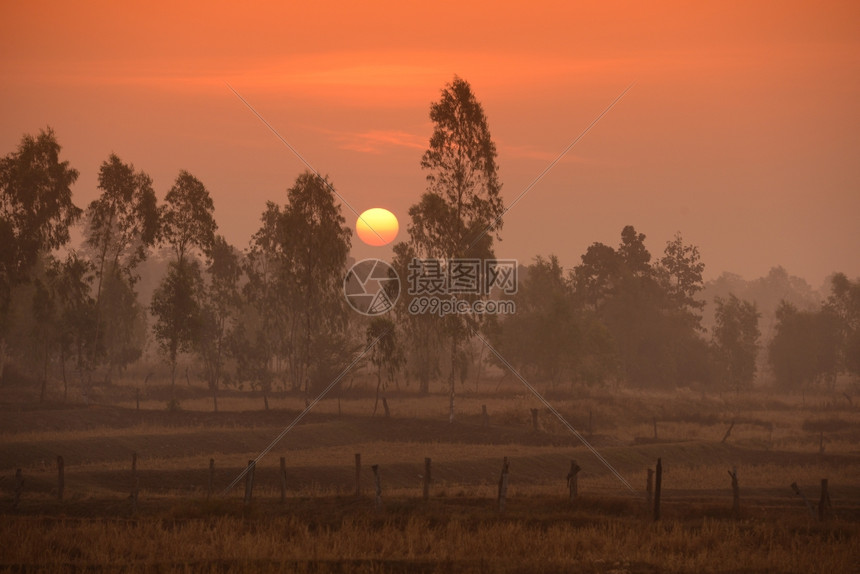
left=2, top=1, right=858, bottom=286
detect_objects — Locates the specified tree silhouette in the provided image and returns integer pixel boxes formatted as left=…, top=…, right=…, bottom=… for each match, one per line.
left=712, top=294, right=760, bottom=392
left=151, top=170, right=216, bottom=388
left=407, top=77, right=505, bottom=421
left=86, top=154, right=158, bottom=380
left=0, top=128, right=80, bottom=384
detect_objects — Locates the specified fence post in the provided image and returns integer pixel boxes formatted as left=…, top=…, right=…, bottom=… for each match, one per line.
left=497, top=457, right=510, bottom=513
left=653, top=458, right=662, bottom=521
left=131, top=452, right=139, bottom=512
left=728, top=467, right=740, bottom=519
left=354, top=453, right=361, bottom=497
left=244, top=460, right=255, bottom=505
left=482, top=405, right=489, bottom=427
left=423, top=457, right=432, bottom=500
left=382, top=397, right=390, bottom=418
left=280, top=457, right=287, bottom=503
left=57, top=456, right=64, bottom=502
left=567, top=460, right=581, bottom=502
left=14, top=468, right=23, bottom=509
left=646, top=468, right=654, bottom=507
left=818, top=479, right=831, bottom=521
left=208, top=458, right=215, bottom=500
left=372, top=464, right=382, bottom=509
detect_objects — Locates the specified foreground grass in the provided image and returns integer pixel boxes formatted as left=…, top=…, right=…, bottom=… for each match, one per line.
left=2, top=497, right=858, bottom=573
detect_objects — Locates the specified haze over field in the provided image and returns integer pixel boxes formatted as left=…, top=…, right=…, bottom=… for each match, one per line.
left=2, top=1, right=858, bottom=285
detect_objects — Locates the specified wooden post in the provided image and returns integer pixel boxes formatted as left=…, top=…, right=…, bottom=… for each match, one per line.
left=280, top=457, right=288, bottom=503
left=497, top=457, right=510, bottom=513
left=818, top=479, right=831, bottom=521
left=372, top=464, right=382, bottom=509
left=728, top=466, right=740, bottom=519
left=131, top=452, right=139, bottom=511
left=244, top=460, right=255, bottom=505
left=481, top=405, right=489, bottom=427
left=382, top=397, right=390, bottom=418
left=13, top=468, right=23, bottom=509
left=567, top=460, right=581, bottom=502
left=653, top=458, right=662, bottom=521
left=646, top=468, right=654, bottom=507
left=790, top=482, right=816, bottom=517
left=57, top=456, right=64, bottom=502
left=423, top=457, right=432, bottom=500
left=208, top=458, right=215, bottom=500
left=354, top=453, right=361, bottom=496
left=531, top=408, right=539, bottom=432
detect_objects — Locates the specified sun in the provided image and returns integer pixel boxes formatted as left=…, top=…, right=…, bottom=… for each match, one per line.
left=356, top=208, right=399, bottom=246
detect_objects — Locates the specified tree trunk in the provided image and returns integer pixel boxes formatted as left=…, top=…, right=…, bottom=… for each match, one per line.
left=40, top=343, right=49, bottom=402
left=0, top=337, right=7, bottom=387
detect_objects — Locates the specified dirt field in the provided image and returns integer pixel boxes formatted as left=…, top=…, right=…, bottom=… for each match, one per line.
left=1, top=378, right=859, bottom=573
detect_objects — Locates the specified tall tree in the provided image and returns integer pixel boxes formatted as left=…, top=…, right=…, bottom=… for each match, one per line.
left=0, top=128, right=80, bottom=382
left=712, top=294, right=761, bottom=391
left=47, top=252, right=97, bottom=401
left=407, top=76, right=505, bottom=421
left=85, top=154, right=158, bottom=380
left=151, top=171, right=216, bottom=387
left=196, top=235, right=242, bottom=412
left=151, top=260, right=204, bottom=388
left=279, top=172, right=352, bottom=393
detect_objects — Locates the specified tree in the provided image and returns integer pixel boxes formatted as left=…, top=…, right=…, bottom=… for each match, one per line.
left=391, top=241, right=443, bottom=393
left=825, top=273, right=860, bottom=377
left=158, top=171, right=216, bottom=266
left=487, top=256, right=576, bottom=386
left=0, top=128, right=80, bottom=382
left=658, top=232, right=706, bottom=329
left=237, top=202, right=288, bottom=398
left=87, top=154, right=158, bottom=289
left=196, top=235, right=242, bottom=412
left=769, top=302, right=841, bottom=390
left=279, top=172, right=352, bottom=393
left=366, top=317, right=404, bottom=415
left=151, top=260, right=204, bottom=388
left=572, top=226, right=709, bottom=388
left=407, top=76, right=505, bottom=421
left=85, top=154, right=158, bottom=379
left=47, top=252, right=97, bottom=401
left=712, top=294, right=760, bottom=391
left=151, top=170, right=216, bottom=387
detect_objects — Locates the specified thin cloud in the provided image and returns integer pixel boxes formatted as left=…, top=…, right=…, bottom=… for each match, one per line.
left=325, top=129, right=427, bottom=154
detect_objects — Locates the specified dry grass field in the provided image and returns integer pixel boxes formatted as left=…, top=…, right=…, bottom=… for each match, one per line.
left=1, top=376, right=859, bottom=573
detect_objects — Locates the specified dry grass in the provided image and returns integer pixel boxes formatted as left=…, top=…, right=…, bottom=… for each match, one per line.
left=1, top=381, right=859, bottom=572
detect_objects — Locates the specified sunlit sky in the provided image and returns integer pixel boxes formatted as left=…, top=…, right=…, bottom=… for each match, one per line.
left=2, top=1, right=858, bottom=287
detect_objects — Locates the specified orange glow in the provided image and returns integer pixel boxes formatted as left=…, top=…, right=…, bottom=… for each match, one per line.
left=356, top=208, right=399, bottom=247
left=1, top=1, right=858, bottom=283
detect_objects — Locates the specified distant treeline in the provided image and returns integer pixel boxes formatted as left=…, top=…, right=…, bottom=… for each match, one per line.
left=2, top=80, right=858, bottom=409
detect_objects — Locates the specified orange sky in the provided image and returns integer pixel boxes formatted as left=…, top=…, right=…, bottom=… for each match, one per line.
left=2, top=0, right=858, bottom=286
